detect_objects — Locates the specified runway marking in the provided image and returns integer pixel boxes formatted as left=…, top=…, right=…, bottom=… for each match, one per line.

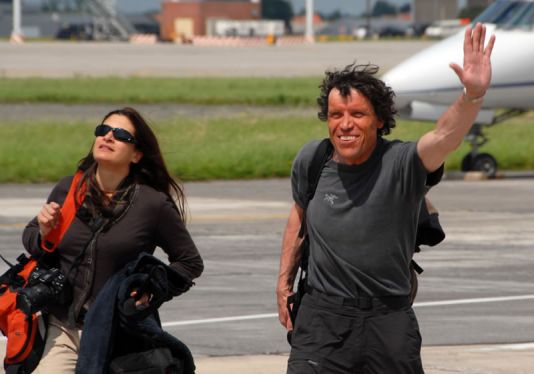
left=161, top=294, right=534, bottom=327
left=413, top=294, right=534, bottom=307
left=0, top=197, right=290, bottom=226
left=0, top=295, right=532, bottom=343
left=162, top=313, right=277, bottom=327
left=468, top=343, right=534, bottom=352
left=0, top=223, right=25, bottom=229
left=0, top=213, right=287, bottom=229
left=190, top=213, right=288, bottom=222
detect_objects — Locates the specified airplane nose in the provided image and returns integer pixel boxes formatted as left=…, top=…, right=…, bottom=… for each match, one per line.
left=381, top=30, right=467, bottom=109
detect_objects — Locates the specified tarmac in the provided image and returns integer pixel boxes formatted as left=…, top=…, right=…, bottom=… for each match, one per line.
left=188, top=176, right=534, bottom=374
left=1, top=340, right=533, bottom=373
left=0, top=176, right=534, bottom=374
left=0, top=41, right=435, bottom=78
left=194, top=343, right=534, bottom=373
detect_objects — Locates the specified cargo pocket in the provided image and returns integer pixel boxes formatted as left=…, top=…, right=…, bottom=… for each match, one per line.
left=290, top=300, right=319, bottom=353
left=289, top=297, right=351, bottom=362
left=404, top=308, right=422, bottom=356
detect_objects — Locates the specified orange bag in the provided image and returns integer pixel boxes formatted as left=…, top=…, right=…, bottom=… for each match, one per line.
left=0, top=255, right=46, bottom=373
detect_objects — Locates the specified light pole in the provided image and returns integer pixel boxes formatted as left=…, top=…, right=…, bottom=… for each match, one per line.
left=305, top=0, right=314, bottom=43
left=366, top=0, right=372, bottom=38
left=11, top=0, right=22, bottom=40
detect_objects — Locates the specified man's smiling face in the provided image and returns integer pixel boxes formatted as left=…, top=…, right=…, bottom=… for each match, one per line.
left=327, top=88, right=383, bottom=165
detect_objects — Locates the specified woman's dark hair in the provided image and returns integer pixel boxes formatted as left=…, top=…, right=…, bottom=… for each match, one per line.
left=78, top=107, right=186, bottom=220
left=317, top=62, right=397, bottom=136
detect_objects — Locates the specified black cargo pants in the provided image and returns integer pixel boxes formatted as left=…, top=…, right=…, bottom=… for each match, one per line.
left=287, top=289, right=424, bottom=374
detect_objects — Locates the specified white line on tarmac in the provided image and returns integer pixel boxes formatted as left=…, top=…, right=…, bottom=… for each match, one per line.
left=413, top=294, right=534, bottom=307
left=0, top=197, right=290, bottom=217
left=0, top=294, right=532, bottom=342
left=468, top=343, right=534, bottom=352
left=161, top=294, right=534, bottom=327
left=162, top=313, right=277, bottom=327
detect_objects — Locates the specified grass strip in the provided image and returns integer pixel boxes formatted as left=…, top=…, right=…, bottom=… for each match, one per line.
left=1, top=115, right=533, bottom=183
left=0, top=77, right=321, bottom=106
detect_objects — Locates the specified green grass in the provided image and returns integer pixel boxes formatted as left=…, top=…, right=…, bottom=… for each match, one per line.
left=1, top=114, right=533, bottom=183
left=0, top=77, right=321, bottom=106
left=0, top=116, right=323, bottom=182
left=388, top=115, right=534, bottom=171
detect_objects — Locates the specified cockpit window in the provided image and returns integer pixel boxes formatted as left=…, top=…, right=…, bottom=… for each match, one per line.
left=473, top=1, right=534, bottom=29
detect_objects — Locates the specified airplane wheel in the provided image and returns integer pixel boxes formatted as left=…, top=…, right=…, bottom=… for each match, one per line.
left=472, top=153, right=498, bottom=177
left=461, top=154, right=473, bottom=172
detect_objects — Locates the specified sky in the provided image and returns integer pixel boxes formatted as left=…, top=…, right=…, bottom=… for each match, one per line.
left=118, top=0, right=469, bottom=15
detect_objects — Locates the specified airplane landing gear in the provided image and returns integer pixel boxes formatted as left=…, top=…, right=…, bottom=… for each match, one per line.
left=461, top=110, right=525, bottom=177
left=461, top=123, right=498, bottom=177
left=461, top=152, right=498, bottom=176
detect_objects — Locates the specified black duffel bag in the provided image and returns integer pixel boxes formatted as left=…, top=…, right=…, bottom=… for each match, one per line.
left=109, top=347, right=182, bottom=374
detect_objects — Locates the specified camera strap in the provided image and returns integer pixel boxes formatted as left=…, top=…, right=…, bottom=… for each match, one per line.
left=41, top=171, right=86, bottom=253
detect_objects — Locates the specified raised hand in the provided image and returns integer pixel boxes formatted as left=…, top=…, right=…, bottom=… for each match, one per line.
left=450, top=22, right=496, bottom=100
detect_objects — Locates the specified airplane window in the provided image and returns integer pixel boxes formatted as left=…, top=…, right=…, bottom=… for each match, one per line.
left=474, top=2, right=522, bottom=24
left=510, top=6, right=534, bottom=28
left=474, top=1, right=534, bottom=29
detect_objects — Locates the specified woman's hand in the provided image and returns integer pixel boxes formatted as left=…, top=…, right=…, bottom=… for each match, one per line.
left=130, top=289, right=153, bottom=309
left=37, top=202, right=61, bottom=237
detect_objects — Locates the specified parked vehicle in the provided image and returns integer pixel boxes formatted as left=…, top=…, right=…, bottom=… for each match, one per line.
left=56, top=23, right=94, bottom=40
left=424, top=18, right=470, bottom=38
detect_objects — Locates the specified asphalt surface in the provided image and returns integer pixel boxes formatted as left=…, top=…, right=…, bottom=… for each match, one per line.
left=0, top=40, right=435, bottom=77
left=0, top=103, right=317, bottom=123
left=0, top=177, right=533, bottom=373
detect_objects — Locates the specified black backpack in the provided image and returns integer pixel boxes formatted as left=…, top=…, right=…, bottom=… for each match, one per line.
left=286, top=139, right=445, bottom=333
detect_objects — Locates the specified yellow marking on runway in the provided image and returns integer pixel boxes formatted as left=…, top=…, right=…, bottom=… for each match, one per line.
left=190, top=213, right=287, bottom=222
left=0, top=213, right=287, bottom=229
left=0, top=223, right=25, bottom=229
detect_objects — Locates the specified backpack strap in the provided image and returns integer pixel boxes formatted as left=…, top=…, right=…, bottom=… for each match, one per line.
left=287, top=139, right=332, bottom=333
left=297, top=138, right=333, bottom=238
left=41, top=171, right=86, bottom=253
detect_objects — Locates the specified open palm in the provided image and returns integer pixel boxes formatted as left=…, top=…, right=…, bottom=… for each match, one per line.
left=450, top=23, right=496, bottom=99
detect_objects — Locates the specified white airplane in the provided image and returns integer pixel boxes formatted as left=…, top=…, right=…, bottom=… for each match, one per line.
left=382, top=0, right=534, bottom=176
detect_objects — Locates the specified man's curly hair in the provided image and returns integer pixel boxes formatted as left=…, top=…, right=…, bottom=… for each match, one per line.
left=317, top=63, right=397, bottom=137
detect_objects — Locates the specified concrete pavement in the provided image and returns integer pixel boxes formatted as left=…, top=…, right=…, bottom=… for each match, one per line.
left=195, top=343, right=534, bottom=373
left=0, top=339, right=533, bottom=373
left=0, top=41, right=435, bottom=78
left=0, top=340, right=533, bottom=373
left=2, top=178, right=534, bottom=372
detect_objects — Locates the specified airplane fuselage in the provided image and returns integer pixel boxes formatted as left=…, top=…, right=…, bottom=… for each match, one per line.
left=383, top=25, right=534, bottom=112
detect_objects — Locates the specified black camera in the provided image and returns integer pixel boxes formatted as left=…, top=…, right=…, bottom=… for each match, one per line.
left=16, top=266, right=69, bottom=315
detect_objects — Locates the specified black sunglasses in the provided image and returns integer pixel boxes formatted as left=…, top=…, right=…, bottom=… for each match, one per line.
left=94, top=124, right=136, bottom=144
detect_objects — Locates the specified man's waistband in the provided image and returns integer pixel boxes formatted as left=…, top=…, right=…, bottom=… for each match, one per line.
left=306, top=287, right=411, bottom=311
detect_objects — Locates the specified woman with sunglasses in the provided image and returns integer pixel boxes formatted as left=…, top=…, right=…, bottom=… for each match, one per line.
left=22, top=107, right=204, bottom=373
